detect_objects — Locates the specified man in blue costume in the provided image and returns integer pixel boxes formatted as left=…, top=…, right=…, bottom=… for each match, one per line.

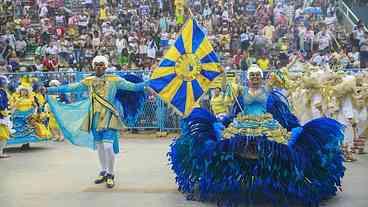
left=47, top=56, right=146, bottom=188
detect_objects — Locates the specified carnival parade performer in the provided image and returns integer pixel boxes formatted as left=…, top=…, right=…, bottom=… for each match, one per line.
left=330, top=74, right=357, bottom=162
left=45, top=80, right=64, bottom=142
left=10, top=84, right=51, bottom=144
left=46, top=55, right=147, bottom=188
left=0, top=76, right=12, bottom=159
left=288, top=69, right=368, bottom=161
left=351, top=74, right=368, bottom=155
left=168, top=64, right=345, bottom=206
left=210, top=87, right=228, bottom=121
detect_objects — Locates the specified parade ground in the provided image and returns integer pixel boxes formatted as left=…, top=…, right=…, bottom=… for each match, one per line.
left=1, top=136, right=367, bottom=207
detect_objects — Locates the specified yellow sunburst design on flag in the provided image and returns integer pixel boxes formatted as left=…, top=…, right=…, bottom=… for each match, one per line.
left=149, top=18, right=223, bottom=116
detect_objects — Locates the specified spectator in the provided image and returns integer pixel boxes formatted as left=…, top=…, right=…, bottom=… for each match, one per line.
left=240, top=50, right=253, bottom=71
left=92, top=30, right=101, bottom=50
left=232, top=49, right=244, bottom=70
left=98, top=4, right=109, bottom=23
left=349, top=46, right=360, bottom=67
left=15, top=38, right=26, bottom=58
left=359, top=31, right=368, bottom=68
left=352, top=21, right=365, bottom=48
left=0, top=61, right=8, bottom=72
left=257, top=53, right=270, bottom=70
left=1, top=40, right=13, bottom=61
left=147, top=36, right=158, bottom=60
left=317, top=25, right=332, bottom=53
left=118, top=48, right=130, bottom=68
left=262, top=21, right=275, bottom=43
left=115, top=33, right=127, bottom=54
left=8, top=51, right=20, bottom=72
left=42, top=54, right=58, bottom=71
left=240, top=28, right=251, bottom=51
left=39, top=5, right=48, bottom=18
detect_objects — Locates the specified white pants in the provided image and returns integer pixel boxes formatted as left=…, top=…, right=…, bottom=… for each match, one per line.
left=96, top=142, right=115, bottom=175
left=337, top=97, right=355, bottom=149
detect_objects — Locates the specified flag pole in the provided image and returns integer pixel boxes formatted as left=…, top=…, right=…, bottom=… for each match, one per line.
left=187, top=7, right=194, bottom=17
left=186, top=4, right=244, bottom=114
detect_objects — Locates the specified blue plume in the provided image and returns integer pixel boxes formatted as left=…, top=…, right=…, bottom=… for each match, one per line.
left=115, top=74, right=146, bottom=127
left=266, top=90, right=300, bottom=130
left=168, top=108, right=345, bottom=206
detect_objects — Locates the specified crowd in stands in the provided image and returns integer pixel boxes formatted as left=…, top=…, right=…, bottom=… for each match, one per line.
left=0, top=0, right=367, bottom=75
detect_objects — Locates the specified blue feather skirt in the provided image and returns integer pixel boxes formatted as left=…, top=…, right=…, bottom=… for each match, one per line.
left=168, top=109, right=345, bottom=207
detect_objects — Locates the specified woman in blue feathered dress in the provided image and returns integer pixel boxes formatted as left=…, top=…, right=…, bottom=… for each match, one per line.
left=168, top=65, right=345, bottom=206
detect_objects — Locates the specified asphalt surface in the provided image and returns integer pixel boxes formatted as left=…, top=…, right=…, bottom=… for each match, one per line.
left=0, top=138, right=367, bottom=207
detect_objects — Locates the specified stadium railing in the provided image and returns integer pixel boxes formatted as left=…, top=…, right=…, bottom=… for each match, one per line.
left=1, top=68, right=366, bottom=131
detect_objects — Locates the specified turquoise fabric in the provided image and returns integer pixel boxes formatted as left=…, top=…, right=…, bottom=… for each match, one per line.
left=46, top=96, right=95, bottom=150
left=47, top=96, right=120, bottom=154
left=11, top=108, right=36, bottom=138
left=241, top=87, right=268, bottom=116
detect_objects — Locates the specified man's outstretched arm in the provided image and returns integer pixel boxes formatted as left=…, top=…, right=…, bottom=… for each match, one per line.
left=47, top=82, right=88, bottom=94
left=116, top=78, right=148, bottom=92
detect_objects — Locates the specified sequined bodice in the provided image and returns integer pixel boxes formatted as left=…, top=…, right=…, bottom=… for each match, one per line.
left=223, top=87, right=290, bottom=144
left=242, top=87, right=267, bottom=116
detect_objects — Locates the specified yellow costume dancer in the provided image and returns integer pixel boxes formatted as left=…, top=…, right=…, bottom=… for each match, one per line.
left=0, top=76, right=11, bottom=158
left=11, top=86, right=51, bottom=140
left=210, top=87, right=227, bottom=120
left=46, top=80, right=64, bottom=141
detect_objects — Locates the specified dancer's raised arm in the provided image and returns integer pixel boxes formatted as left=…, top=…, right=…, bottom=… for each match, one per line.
left=47, top=82, right=88, bottom=94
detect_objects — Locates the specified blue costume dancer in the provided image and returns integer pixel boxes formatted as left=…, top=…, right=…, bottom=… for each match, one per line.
left=168, top=65, right=345, bottom=206
left=0, top=76, right=12, bottom=159
left=47, top=56, right=146, bottom=188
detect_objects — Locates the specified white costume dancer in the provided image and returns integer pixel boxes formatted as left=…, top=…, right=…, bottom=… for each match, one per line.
left=351, top=74, right=368, bottom=154
left=331, top=74, right=357, bottom=161
left=296, top=70, right=325, bottom=124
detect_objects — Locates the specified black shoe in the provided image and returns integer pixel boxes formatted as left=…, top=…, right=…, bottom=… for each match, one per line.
left=106, top=174, right=115, bottom=188
left=20, top=143, right=30, bottom=151
left=94, top=171, right=107, bottom=184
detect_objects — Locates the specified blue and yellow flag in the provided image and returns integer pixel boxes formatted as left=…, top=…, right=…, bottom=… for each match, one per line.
left=149, top=18, right=223, bottom=116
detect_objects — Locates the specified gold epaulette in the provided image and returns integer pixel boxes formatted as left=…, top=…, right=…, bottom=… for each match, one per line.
left=0, top=110, right=9, bottom=117
left=105, top=74, right=120, bottom=81
left=81, top=76, right=96, bottom=86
